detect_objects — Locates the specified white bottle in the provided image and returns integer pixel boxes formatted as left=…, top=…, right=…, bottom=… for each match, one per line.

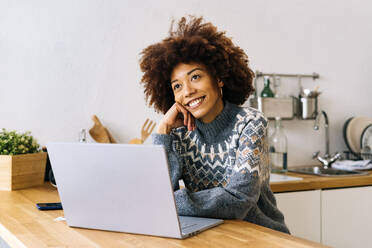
left=79, top=129, right=87, bottom=143
left=269, top=117, right=288, bottom=172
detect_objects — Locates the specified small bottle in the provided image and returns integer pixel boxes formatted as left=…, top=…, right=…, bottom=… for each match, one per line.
left=260, top=76, right=274, bottom=98
left=273, top=76, right=281, bottom=98
left=269, top=117, right=288, bottom=172
left=79, top=129, right=87, bottom=143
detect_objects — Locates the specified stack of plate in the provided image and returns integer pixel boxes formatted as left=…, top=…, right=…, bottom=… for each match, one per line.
left=343, top=116, right=372, bottom=159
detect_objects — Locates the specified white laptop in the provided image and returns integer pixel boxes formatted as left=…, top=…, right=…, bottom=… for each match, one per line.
left=46, top=142, right=223, bottom=239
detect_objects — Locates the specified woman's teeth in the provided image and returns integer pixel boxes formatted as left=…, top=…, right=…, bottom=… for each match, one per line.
left=188, top=97, right=204, bottom=108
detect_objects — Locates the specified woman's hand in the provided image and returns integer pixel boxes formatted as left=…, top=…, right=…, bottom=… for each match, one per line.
left=157, top=102, right=196, bottom=134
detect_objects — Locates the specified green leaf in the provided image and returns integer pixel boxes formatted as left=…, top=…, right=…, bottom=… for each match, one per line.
left=0, top=129, right=40, bottom=155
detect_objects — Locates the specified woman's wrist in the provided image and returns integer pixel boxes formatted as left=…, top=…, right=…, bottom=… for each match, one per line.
left=156, top=123, right=171, bottom=135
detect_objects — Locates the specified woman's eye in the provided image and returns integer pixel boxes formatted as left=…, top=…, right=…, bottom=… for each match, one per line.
left=173, top=83, right=181, bottom=91
left=191, top=74, right=200, bottom=81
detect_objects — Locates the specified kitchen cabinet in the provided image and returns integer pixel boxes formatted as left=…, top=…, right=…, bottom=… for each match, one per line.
left=274, top=185, right=372, bottom=247
left=321, top=186, right=372, bottom=248
left=275, top=190, right=321, bottom=243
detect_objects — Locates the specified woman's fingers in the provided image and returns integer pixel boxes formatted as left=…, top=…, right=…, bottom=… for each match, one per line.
left=158, top=102, right=196, bottom=134
left=168, top=102, right=196, bottom=132
left=191, top=114, right=196, bottom=131
left=184, top=108, right=196, bottom=132
left=187, top=112, right=192, bottom=131
left=178, top=103, right=197, bottom=131
left=175, top=103, right=189, bottom=126
left=184, top=110, right=188, bottom=126
left=192, top=116, right=196, bottom=131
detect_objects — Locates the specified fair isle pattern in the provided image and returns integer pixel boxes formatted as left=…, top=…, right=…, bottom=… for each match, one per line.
left=171, top=107, right=269, bottom=193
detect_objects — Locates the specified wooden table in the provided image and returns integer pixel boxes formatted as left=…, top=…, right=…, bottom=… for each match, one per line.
left=270, top=171, right=372, bottom=193
left=0, top=183, right=328, bottom=248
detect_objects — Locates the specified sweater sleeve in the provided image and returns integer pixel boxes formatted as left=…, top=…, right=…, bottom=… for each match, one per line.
left=152, top=132, right=184, bottom=191
left=174, top=115, right=268, bottom=219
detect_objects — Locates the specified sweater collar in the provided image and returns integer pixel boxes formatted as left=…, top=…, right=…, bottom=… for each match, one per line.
left=195, top=101, right=239, bottom=138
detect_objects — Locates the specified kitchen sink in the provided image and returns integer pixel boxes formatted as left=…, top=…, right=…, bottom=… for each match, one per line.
left=289, top=166, right=368, bottom=177
left=270, top=173, right=303, bottom=183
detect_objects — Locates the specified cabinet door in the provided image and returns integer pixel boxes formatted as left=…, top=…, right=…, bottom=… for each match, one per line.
left=321, top=186, right=372, bottom=248
left=275, top=190, right=321, bottom=243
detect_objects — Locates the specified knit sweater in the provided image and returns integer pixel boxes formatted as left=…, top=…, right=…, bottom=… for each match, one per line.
left=152, top=101, right=290, bottom=234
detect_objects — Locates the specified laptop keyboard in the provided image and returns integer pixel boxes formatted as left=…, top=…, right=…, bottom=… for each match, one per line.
left=181, top=223, right=197, bottom=229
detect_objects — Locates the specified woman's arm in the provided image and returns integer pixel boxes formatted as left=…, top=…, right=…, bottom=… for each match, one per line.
left=152, top=101, right=196, bottom=190
left=152, top=132, right=184, bottom=191
left=174, top=115, right=268, bottom=219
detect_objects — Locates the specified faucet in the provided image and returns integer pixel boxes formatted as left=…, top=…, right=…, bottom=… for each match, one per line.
left=313, top=110, right=341, bottom=168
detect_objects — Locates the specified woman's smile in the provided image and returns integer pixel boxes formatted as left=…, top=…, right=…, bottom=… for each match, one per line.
left=186, top=96, right=205, bottom=109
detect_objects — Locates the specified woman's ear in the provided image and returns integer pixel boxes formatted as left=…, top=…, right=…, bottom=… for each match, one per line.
left=218, top=80, right=224, bottom=98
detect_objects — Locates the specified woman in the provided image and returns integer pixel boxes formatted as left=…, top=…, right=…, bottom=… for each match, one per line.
left=139, top=16, right=289, bottom=234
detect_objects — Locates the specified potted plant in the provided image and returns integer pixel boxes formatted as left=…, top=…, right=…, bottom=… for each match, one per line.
left=0, top=128, right=47, bottom=190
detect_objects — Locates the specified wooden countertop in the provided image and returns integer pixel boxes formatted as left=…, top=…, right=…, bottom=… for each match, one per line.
left=270, top=170, right=372, bottom=193
left=0, top=184, right=327, bottom=248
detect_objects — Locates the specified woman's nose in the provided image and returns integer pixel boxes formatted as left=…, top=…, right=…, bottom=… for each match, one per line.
left=183, top=82, right=196, bottom=97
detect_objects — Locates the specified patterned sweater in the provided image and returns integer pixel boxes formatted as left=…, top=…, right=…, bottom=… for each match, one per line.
left=152, top=101, right=290, bottom=234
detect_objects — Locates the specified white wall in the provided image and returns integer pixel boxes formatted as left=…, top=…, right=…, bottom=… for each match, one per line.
left=1, top=0, right=371, bottom=166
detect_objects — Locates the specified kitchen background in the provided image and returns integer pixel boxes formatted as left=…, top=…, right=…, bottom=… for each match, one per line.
left=0, top=0, right=371, bottom=166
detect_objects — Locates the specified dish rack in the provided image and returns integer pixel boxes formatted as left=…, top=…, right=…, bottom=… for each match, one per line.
left=343, top=151, right=372, bottom=161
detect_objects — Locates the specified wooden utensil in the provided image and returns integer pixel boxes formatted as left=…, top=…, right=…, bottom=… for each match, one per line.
left=89, top=115, right=116, bottom=143
left=141, top=118, right=156, bottom=143
left=129, top=119, right=156, bottom=144
left=128, top=138, right=143, bottom=144
left=105, top=127, right=117, bottom=143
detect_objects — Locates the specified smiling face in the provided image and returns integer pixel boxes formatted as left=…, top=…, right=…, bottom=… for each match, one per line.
left=170, top=63, right=224, bottom=123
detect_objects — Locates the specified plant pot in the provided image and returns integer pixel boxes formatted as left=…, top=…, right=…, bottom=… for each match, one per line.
left=0, top=152, right=47, bottom=191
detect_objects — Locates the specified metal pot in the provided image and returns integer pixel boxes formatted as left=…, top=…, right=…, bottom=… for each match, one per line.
left=298, top=96, right=318, bottom=120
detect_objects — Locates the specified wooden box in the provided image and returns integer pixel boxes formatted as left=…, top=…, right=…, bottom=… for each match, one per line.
left=0, top=152, right=47, bottom=191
